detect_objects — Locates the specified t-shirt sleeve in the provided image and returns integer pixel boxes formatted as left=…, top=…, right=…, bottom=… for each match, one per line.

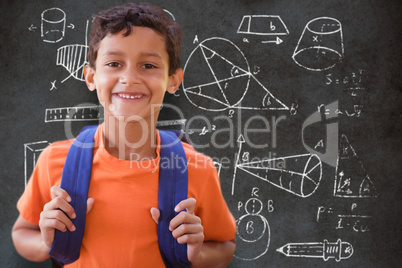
left=17, top=144, right=56, bottom=225
left=189, top=156, right=236, bottom=242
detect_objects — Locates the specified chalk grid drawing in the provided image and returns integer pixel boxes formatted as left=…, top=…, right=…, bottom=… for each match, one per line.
left=57, top=20, right=89, bottom=83
left=334, top=134, right=378, bottom=198
left=232, top=135, right=322, bottom=197
left=24, top=141, right=50, bottom=186
left=234, top=197, right=270, bottom=261
left=41, top=7, right=66, bottom=43
left=293, top=17, right=344, bottom=71
left=277, top=239, right=353, bottom=262
left=182, top=37, right=289, bottom=111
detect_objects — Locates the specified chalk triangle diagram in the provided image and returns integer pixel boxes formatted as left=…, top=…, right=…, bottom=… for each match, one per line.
left=200, top=44, right=250, bottom=108
left=334, top=135, right=378, bottom=198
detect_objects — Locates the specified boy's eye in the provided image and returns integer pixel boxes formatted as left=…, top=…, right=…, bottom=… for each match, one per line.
left=143, top=63, right=156, bottom=69
left=106, top=62, right=122, bottom=68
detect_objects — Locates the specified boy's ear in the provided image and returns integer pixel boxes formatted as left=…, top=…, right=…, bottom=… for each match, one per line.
left=84, top=65, right=96, bottom=91
left=166, top=68, right=184, bottom=94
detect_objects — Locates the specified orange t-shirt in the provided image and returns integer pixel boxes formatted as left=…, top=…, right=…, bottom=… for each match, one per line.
left=17, top=125, right=236, bottom=267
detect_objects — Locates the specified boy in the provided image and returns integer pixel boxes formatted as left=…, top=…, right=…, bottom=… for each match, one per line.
left=12, top=2, right=236, bottom=267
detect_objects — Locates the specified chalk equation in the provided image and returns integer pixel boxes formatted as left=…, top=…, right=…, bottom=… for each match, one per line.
left=317, top=203, right=372, bottom=233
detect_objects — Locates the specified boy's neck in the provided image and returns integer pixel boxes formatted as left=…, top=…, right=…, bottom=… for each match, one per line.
left=102, top=116, right=158, bottom=161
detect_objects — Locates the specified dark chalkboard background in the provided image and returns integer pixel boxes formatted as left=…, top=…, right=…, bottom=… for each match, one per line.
left=1, top=0, right=401, bottom=267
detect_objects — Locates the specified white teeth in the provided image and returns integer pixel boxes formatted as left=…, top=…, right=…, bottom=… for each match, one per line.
left=118, top=93, right=142, bottom=99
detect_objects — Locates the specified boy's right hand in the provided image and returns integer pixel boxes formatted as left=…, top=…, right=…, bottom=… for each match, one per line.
left=39, top=186, right=94, bottom=250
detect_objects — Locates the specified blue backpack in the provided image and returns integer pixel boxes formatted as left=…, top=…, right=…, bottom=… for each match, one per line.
left=49, top=125, right=191, bottom=267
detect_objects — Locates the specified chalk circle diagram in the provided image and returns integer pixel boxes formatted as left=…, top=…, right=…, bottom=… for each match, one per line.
left=293, top=17, right=344, bottom=71
left=182, top=37, right=289, bottom=111
left=234, top=197, right=270, bottom=261
left=237, top=153, right=322, bottom=198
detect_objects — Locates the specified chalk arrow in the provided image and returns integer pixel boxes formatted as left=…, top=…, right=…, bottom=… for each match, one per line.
left=261, top=36, right=283, bottom=45
left=67, top=23, right=75, bottom=29
left=28, top=24, right=37, bottom=31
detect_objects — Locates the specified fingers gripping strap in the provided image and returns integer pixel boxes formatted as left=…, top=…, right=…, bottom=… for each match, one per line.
left=158, top=131, right=191, bottom=267
left=49, top=125, right=97, bottom=264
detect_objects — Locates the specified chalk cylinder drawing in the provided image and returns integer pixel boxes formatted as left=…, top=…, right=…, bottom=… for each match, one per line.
left=292, top=17, right=344, bottom=71
left=41, top=7, right=66, bottom=43
left=237, top=154, right=322, bottom=198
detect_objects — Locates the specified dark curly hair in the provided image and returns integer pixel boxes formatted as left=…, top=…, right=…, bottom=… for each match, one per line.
left=88, top=2, right=182, bottom=75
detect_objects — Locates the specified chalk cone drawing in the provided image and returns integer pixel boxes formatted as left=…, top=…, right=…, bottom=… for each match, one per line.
left=277, top=239, right=353, bottom=262
left=237, top=15, right=289, bottom=36
left=182, top=37, right=289, bottom=111
left=292, top=17, right=344, bottom=71
left=334, top=134, right=378, bottom=198
left=232, top=135, right=322, bottom=197
left=41, top=7, right=66, bottom=43
left=57, top=20, right=89, bottom=83
left=234, top=197, right=270, bottom=261
left=24, top=141, right=50, bottom=186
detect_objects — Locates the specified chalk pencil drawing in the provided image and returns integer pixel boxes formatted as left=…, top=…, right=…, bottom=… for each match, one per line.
left=56, top=20, right=89, bottom=83
left=232, top=135, right=322, bottom=197
left=334, top=134, right=378, bottom=198
left=293, top=17, right=344, bottom=71
left=41, top=7, right=66, bottom=43
left=277, top=239, right=353, bottom=262
left=24, top=141, right=50, bottom=187
left=45, top=105, right=102, bottom=122
left=182, top=37, right=289, bottom=111
left=234, top=196, right=270, bottom=261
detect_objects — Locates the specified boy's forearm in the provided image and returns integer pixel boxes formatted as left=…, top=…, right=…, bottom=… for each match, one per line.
left=191, top=239, right=236, bottom=268
left=12, top=224, right=50, bottom=262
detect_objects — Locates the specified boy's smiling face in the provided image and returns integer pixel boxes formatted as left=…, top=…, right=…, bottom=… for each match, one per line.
left=85, top=26, right=182, bottom=123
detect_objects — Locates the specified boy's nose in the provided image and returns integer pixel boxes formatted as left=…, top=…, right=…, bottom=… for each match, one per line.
left=119, top=68, right=141, bottom=85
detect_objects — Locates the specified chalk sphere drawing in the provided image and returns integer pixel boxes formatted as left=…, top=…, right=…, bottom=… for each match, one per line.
left=292, top=17, right=344, bottom=71
left=182, top=37, right=252, bottom=111
left=41, top=7, right=66, bottom=43
left=237, top=154, right=322, bottom=198
left=234, top=197, right=270, bottom=261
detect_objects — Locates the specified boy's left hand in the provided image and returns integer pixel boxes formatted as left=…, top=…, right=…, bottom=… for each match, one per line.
left=150, top=198, right=204, bottom=263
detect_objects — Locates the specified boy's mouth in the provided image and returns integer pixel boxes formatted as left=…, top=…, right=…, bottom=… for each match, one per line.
left=115, top=93, right=145, bottom=100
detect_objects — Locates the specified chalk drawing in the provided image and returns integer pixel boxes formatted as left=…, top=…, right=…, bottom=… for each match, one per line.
left=277, top=239, right=353, bottom=262
left=234, top=196, right=270, bottom=261
left=182, top=37, right=289, bottom=111
left=56, top=20, right=89, bottom=83
left=232, top=135, right=322, bottom=197
left=45, top=105, right=102, bottom=122
left=237, top=15, right=289, bottom=36
left=41, top=7, right=66, bottom=43
left=24, top=141, right=50, bottom=187
left=334, top=134, right=378, bottom=198
left=293, top=17, right=344, bottom=71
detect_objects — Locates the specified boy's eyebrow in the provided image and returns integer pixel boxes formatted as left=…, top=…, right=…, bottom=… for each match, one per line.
left=102, top=50, right=162, bottom=60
